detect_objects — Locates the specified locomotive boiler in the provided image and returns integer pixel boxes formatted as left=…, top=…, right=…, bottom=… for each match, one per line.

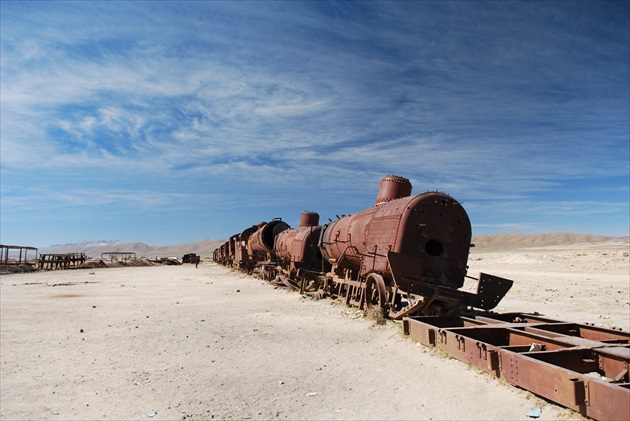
left=242, top=219, right=290, bottom=279
left=318, top=175, right=513, bottom=318
left=214, top=218, right=290, bottom=278
left=274, top=212, right=331, bottom=291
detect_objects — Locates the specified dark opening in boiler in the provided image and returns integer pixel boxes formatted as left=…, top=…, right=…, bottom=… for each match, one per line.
left=425, top=239, right=443, bottom=257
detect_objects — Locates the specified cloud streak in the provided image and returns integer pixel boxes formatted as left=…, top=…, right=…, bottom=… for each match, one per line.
left=1, top=0, right=628, bottom=246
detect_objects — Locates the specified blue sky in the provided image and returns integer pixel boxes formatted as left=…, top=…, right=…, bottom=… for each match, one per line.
left=1, top=1, right=628, bottom=247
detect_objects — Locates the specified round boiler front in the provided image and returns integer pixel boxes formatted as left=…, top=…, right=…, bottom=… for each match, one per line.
left=259, top=219, right=290, bottom=252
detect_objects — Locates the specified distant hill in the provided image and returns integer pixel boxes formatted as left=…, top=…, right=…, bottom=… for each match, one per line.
left=37, top=232, right=629, bottom=258
left=39, top=239, right=226, bottom=259
left=471, top=232, right=629, bottom=251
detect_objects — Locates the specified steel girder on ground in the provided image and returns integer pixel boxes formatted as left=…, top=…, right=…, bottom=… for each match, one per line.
left=403, top=313, right=629, bottom=421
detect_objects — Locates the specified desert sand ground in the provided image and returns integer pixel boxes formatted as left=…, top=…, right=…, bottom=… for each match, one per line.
left=1, top=243, right=628, bottom=420
left=466, top=241, right=629, bottom=332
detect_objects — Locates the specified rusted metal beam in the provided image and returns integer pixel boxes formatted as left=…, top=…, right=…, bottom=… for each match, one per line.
left=403, top=313, right=629, bottom=420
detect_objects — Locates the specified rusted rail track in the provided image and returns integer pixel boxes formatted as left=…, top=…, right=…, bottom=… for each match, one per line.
left=403, top=312, right=629, bottom=420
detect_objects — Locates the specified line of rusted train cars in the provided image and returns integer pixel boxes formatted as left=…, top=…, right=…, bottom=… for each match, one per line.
left=214, top=175, right=630, bottom=420
left=213, top=175, right=513, bottom=319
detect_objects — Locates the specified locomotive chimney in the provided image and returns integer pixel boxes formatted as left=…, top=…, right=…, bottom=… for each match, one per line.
left=375, top=175, right=412, bottom=205
left=299, top=211, right=320, bottom=227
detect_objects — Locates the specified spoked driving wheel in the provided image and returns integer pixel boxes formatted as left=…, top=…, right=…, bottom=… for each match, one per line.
left=365, top=273, right=388, bottom=318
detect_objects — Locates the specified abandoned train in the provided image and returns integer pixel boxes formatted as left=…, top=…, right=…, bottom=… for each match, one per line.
left=213, top=175, right=513, bottom=318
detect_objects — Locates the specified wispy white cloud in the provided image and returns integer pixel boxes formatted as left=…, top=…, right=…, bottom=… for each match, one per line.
left=1, top=0, right=628, bottom=246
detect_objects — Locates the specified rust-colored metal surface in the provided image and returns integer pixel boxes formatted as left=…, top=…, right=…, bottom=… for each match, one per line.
left=320, top=191, right=471, bottom=282
left=39, top=253, right=86, bottom=270
left=375, top=175, right=412, bottom=205
left=318, top=175, right=511, bottom=318
left=403, top=313, right=630, bottom=420
left=299, top=211, right=320, bottom=227
left=228, top=234, right=238, bottom=266
left=388, top=251, right=514, bottom=311
left=214, top=176, right=512, bottom=318
left=247, top=219, right=290, bottom=255
left=234, top=225, right=258, bottom=270
left=275, top=213, right=330, bottom=286
left=275, top=226, right=322, bottom=271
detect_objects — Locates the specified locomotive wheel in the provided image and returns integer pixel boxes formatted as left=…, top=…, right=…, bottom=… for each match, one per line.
left=279, top=274, right=299, bottom=290
left=365, top=273, right=388, bottom=317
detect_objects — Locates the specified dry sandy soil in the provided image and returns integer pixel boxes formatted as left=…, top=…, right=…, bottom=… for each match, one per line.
left=1, top=241, right=628, bottom=420
left=466, top=241, right=629, bottom=332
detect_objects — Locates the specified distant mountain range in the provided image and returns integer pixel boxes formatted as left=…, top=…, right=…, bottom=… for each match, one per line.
left=471, top=232, right=629, bottom=251
left=48, top=240, right=121, bottom=248
left=39, top=239, right=225, bottom=259
left=37, top=232, right=629, bottom=259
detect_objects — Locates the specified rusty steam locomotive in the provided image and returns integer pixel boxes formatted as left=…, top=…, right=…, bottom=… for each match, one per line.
left=214, top=175, right=513, bottom=318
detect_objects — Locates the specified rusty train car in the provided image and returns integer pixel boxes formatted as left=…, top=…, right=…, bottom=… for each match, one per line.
left=212, top=175, right=630, bottom=420
left=274, top=212, right=331, bottom=291
left=214, top=175, right=513, bottom=318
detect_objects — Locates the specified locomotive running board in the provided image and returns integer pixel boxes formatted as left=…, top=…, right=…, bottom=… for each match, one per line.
left=402, top=313, right=630, bottom=421
left=386, top=251, right=513, bottom=311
